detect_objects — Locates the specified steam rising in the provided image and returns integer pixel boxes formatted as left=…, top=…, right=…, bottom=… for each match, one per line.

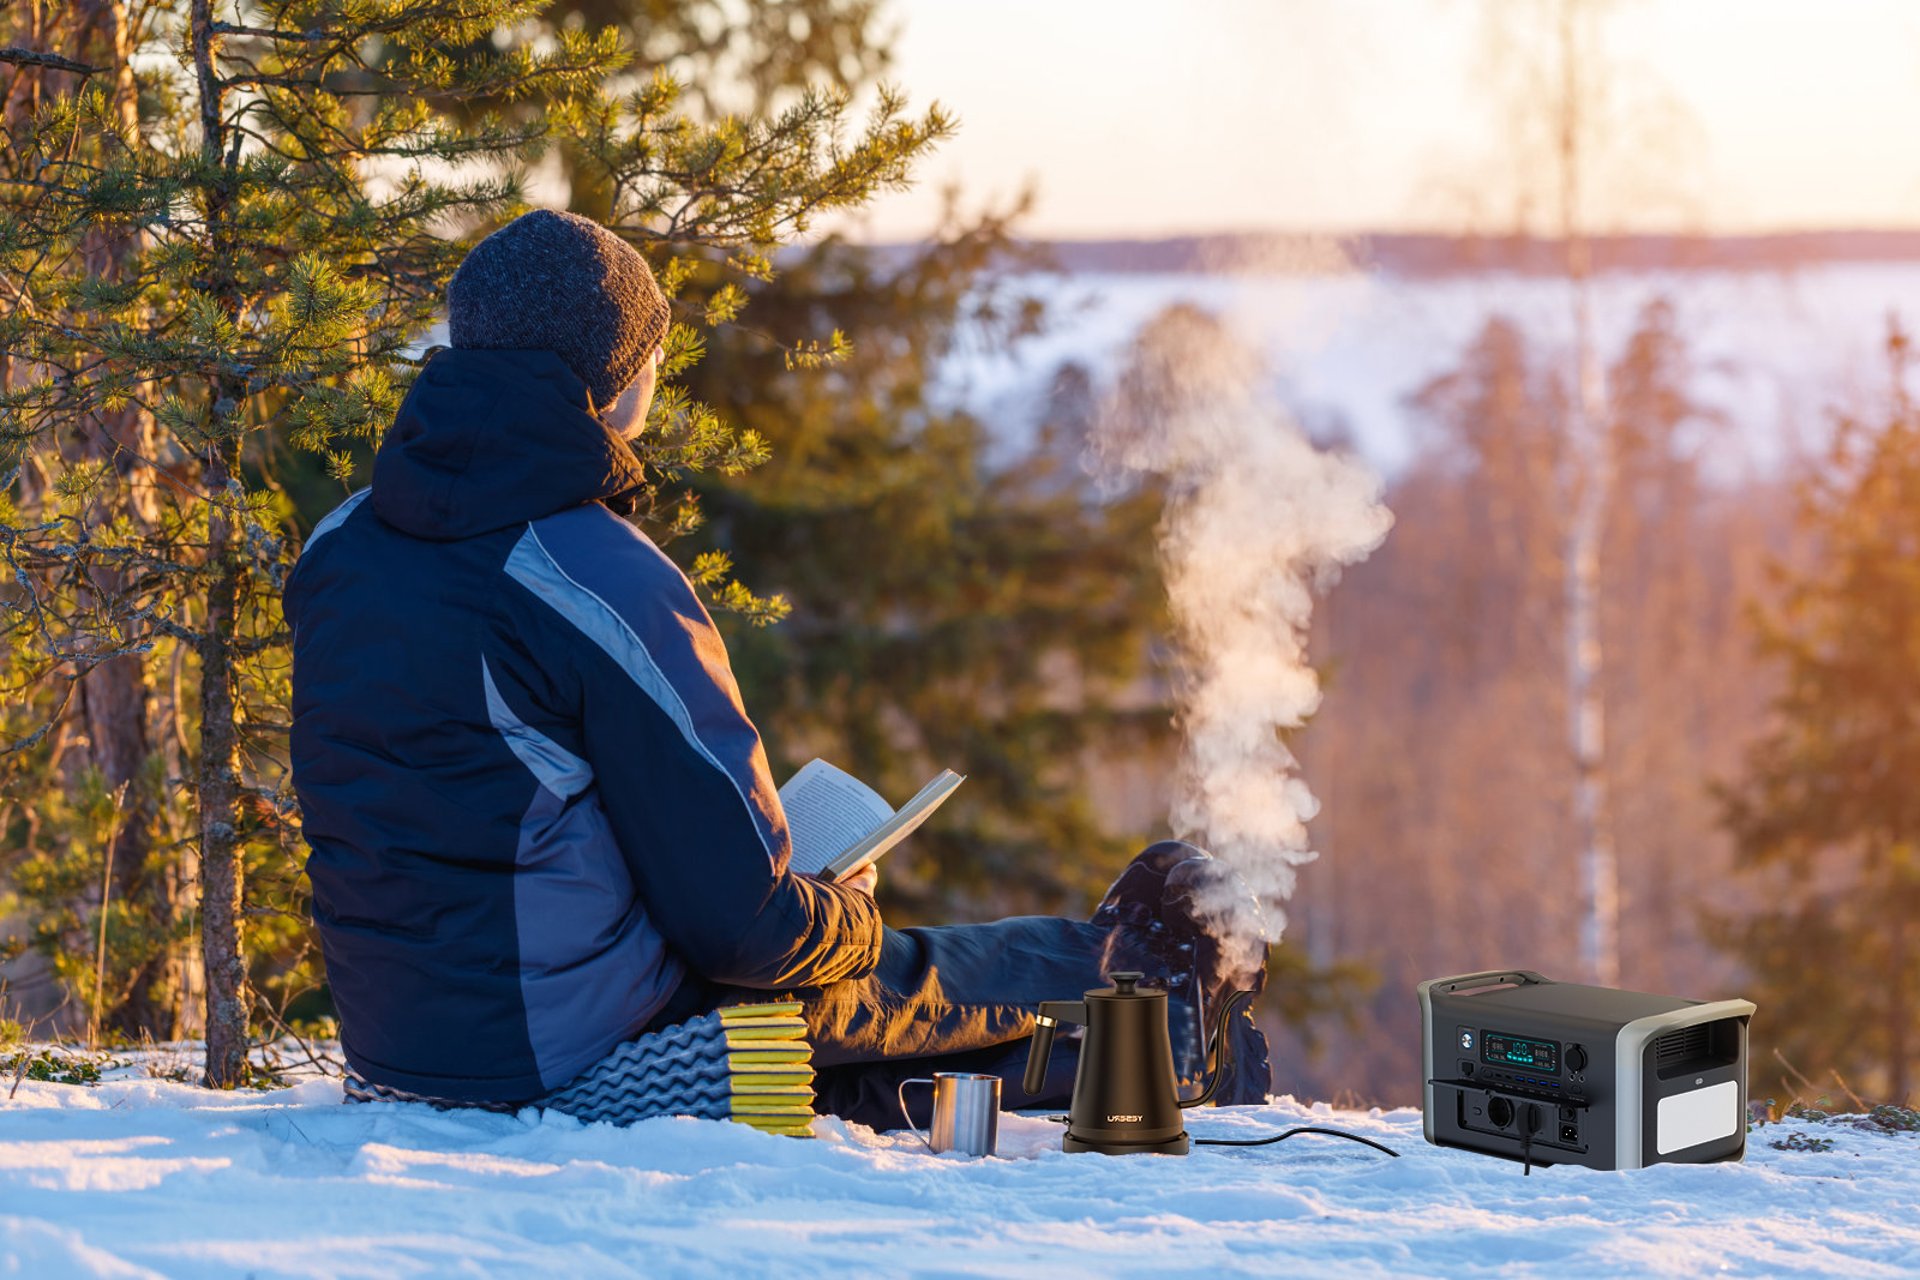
left=1094, top=303, right=1393, bottom=977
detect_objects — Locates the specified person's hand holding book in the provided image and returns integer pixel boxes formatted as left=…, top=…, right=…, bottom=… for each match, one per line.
left=836, top=865, right=878, bottom=897
left=778, top=760, right=962, bottom=888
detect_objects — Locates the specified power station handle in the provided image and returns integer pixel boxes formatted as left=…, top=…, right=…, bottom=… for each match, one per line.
left=1023, top=1000, right=1085, bottom=1096
left=1432, top=969, right=1550, bottom=995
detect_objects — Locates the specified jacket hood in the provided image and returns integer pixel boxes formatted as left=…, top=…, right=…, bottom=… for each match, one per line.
left=371, top=347, right=646, bottom=540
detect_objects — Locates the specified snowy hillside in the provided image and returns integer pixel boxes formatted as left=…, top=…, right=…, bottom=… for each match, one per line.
left=3, top=1053, right=1915, bottom=1277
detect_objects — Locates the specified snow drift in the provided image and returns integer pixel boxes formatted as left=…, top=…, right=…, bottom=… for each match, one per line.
left=3, top=1053, right=1913, bottom=1277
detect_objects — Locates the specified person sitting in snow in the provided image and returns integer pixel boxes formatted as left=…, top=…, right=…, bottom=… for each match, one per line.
left=285, top=209, right=1271, bottom=1127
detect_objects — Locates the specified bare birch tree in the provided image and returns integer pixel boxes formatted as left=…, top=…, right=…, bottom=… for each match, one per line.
left=1550, top=0, right=1620, bottom=987
left=1461, top=0, right=1696, bottom=984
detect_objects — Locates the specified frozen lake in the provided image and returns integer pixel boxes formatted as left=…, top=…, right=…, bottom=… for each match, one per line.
left=948, top=260, right=1920, bottom=479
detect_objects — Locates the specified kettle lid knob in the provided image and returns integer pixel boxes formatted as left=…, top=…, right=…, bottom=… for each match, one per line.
left=1109, top=971, right=1143, bottom=994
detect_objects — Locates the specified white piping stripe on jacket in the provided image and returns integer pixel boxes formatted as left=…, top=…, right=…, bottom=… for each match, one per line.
left=502, top=523, right=778, bottom=868
left=305, top=487, right=371, bottom=550
left=480, top=656, right=594, bottom=800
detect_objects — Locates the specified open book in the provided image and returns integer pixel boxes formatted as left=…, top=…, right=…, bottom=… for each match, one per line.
left=777, top=759, right=965, bottom=882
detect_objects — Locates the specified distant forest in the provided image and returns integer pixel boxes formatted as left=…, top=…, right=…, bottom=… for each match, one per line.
left=914, top=229, right=1920, bottom=278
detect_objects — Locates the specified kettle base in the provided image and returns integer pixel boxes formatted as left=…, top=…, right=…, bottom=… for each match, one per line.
left=1063, top=1131, right=1190, bottom=1156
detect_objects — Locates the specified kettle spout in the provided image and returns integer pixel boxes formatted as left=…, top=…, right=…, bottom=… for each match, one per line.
left=1022, top=1000, right=1086, bottom=1096
left=1177, top=989, right=1256, bottom=1109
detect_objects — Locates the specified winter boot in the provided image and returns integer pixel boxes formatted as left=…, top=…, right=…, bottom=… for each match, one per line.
left=1091, top=841, right=1272, bottom=1106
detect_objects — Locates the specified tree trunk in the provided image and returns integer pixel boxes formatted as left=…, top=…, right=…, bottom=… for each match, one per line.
left=190, top=0, right=249, bottom=1089
left=0, top=0, right=182, bottom=1038
left=1891, top=873, right=1912, bottom=1104
left=1565, top=281, right=1618, bottom=989
left=196, top=440, right=249, bottom=1088
left=70, top=0, right=183, bottom=1042
left=0, top=3, right=47, bottom=128
left=1556, top=0, right=1620, bottom=988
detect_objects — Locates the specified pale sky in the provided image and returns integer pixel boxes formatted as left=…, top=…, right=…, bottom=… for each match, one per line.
left=846, top=0, right=1920, bottom=239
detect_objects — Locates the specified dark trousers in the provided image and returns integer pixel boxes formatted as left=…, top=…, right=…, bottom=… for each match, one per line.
left=661, top=915, right=1130, bottom=1130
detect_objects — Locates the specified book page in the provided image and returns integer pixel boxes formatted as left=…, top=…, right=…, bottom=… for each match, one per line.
left=778, top=759, right=895, bottom=876
left=822, top=769, right=965, bottom=881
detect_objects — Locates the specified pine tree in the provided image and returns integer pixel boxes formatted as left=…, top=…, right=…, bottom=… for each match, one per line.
left=1, top=0, right=947, bottom=1082
left=0, top=1, right=186, bottom=1041
left=1, top=0, right=623, bottom=1084
left=541, top=0, right=892, bottom=118
left=680, top=206, right=1174, bottom=919
left=1719, top=325, right=1920, bottom=1107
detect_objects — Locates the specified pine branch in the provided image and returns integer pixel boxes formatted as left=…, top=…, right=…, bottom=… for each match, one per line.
left=0, top=47, right=100, bottom=77
left=208, top=22, right=329, bottom=43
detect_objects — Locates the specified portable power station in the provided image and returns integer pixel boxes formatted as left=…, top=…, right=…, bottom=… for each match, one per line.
left=1418, top=969, right=1755, bottom=1170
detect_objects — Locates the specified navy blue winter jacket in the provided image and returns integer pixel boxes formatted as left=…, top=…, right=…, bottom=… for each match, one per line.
left=286, top=347, right=883, bottom=1103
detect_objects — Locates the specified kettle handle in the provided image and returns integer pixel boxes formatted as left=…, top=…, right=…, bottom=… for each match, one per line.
left=1178, top=988, right=1256, bottom=1109
left=1022, top=1000, right=1086, bottom=1096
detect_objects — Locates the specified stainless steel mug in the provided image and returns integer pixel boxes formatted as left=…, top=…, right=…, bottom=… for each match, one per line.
left=897, top=1071, right=1000, bottom=1157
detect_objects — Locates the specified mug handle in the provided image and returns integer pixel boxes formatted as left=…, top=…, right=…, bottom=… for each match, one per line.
left=896, top=1077, right=936, bottom=1150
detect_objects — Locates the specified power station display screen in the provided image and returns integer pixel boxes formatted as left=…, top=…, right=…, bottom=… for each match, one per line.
left=1481, top=1031, right=1560, bottom=1074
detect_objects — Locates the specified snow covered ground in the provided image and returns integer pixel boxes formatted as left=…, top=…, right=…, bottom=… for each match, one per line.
left=2, top=1052, right=1915, bottom=1278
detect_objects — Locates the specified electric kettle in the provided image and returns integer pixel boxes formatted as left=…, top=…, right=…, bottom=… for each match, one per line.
left=1022, top=970, right=1253, bottom=1155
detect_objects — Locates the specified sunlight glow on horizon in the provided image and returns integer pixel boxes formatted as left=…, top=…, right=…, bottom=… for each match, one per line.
left=845, top=0, right=1920, bottom=240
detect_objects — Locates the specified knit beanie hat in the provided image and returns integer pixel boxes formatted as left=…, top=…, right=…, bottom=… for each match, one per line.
left=447, top=209, right=671, bottom=410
